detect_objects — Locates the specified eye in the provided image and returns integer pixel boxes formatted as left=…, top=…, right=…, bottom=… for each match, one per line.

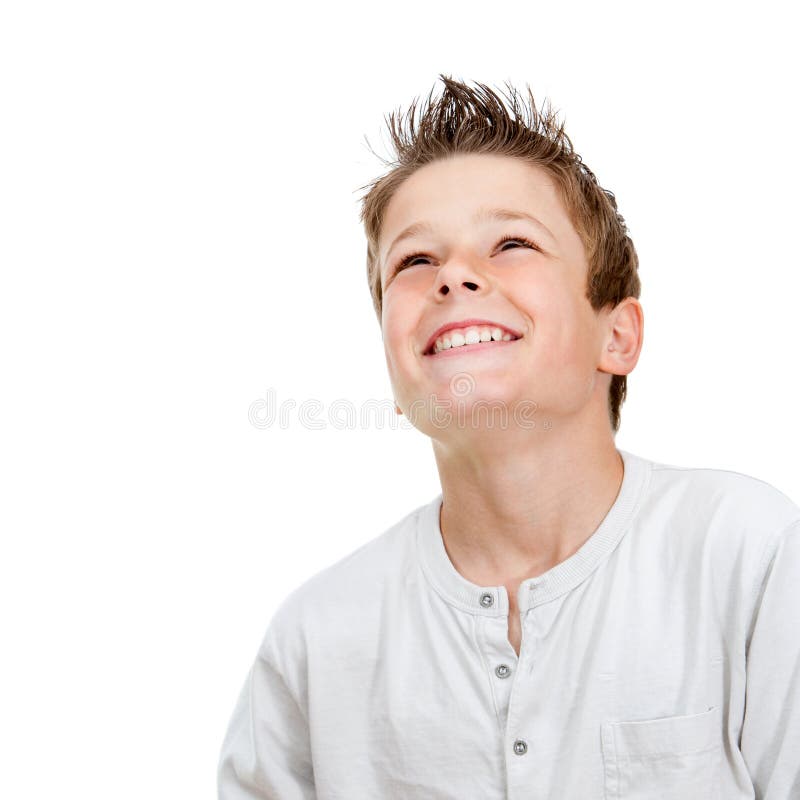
left=496, top=234, right=540, bottom=252
left=391, top=234, right=541, bottom=277
left=394, top=251, right=431, bottom=273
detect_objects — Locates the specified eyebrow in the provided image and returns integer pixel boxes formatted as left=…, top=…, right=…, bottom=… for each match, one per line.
left=382, top=207, right=557, bottom=267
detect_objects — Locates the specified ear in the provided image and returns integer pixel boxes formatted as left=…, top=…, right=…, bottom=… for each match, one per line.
left=395, top=403, right=403, bottom=416
left=599, top=298, right=644, bottom=376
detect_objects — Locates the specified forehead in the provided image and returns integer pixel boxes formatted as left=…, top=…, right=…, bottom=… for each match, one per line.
left=379, top=153, right=578, bottom=262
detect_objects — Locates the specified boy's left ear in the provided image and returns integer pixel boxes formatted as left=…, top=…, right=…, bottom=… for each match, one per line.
left=601, top=298, right=644, bottom=375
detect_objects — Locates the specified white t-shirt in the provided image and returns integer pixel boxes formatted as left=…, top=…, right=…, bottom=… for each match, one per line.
left=217, top=448, right=800, bottom=799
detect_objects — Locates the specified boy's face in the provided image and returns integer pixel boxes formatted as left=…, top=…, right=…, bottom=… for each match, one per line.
left=377, top=152, right=617, bottom=437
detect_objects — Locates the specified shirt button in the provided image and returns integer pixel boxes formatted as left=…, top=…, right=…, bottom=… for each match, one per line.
left=495, top=663, right=511, bottom=679
left=480, top=592, right=494, bottom=607
left=513, top=739, right=528, bottom=755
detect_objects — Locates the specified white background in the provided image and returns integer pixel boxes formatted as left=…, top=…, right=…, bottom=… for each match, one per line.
left=1, top=1, right=798, bottom=797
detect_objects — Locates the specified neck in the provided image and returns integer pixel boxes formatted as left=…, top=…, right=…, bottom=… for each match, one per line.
left=431, top=418, right=623, bottom=588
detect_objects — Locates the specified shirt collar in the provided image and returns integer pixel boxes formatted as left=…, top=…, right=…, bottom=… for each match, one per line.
left=415, top=448, right=652, bottom=616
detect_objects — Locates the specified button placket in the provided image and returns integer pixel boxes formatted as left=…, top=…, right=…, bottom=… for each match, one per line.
left=506, top=588, right=536, bottom=773
left=479, top=592, right=514, bottom=680
left=476, top=591, right=519, bottom=737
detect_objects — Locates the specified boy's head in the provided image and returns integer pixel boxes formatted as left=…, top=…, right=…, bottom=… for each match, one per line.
left=358, top=76, right=642, bottom=437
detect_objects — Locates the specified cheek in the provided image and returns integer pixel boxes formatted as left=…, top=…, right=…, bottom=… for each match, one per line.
left=523, top=291, right=588, bottom=366
left=381, top=294, right=415, bottom=363
left=550, top=305, right=600, bottom=372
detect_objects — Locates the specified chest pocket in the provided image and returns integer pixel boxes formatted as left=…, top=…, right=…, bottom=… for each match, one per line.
left=600, top=705, right=721, bottom=799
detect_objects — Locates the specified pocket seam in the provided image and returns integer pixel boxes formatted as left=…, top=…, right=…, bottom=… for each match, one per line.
left=600, top=720, right=620, bottom=800
left=601, top=705, right=719, bottom=758
left=613, top=742, right=721, bottom=760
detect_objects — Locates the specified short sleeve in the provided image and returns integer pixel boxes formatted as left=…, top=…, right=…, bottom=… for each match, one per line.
left=740, top=520, right=800, bottom=798
left=217, top=644, right=315, bottom=800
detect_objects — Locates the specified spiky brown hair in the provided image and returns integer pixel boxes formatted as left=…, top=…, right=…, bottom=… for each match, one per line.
left=356, top=74, right=641, bottom=433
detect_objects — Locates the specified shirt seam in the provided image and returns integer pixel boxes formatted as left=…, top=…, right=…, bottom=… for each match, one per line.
left=417, top=553, right=495, bottom=616
left=472, top=615, right=505, bottom=735
left=242, top=665, right=272, bottom=793
left=414, top=505, right=505, bottom=617
left=650, top=462, right=797, bottom=504
left=260, top=639, right=310, bottom=726
left=744, top=517, right=800, bottom=655
left=528, top=460, right=654, bottom=609
left=415, top=454, right=655, bottom=613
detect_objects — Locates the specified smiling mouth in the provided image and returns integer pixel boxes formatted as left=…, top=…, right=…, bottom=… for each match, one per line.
left=424, top=335, right=523, bottom=357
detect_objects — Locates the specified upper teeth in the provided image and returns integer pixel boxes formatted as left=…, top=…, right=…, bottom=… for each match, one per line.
left=431, top=326, right=516, bottom=354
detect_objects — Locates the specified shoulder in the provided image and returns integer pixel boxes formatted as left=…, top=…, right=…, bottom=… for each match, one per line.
left=258, top=497, right=431, bottom=660
left=645, top=454, right=800, bottom=533
left=639, top=453, right=800, bottom=581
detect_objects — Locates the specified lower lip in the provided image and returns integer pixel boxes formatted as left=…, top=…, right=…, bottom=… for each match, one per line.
left=424, top=338, right=522, bottom=358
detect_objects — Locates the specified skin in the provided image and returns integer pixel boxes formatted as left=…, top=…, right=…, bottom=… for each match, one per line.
left=377, top=153, right=644, bottom=656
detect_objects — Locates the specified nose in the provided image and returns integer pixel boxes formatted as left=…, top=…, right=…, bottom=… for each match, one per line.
left=432, top=258, right=486, bottom=298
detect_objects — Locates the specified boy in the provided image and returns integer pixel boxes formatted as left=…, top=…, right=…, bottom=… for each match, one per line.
left=218, top=76, right=800, bottom=798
